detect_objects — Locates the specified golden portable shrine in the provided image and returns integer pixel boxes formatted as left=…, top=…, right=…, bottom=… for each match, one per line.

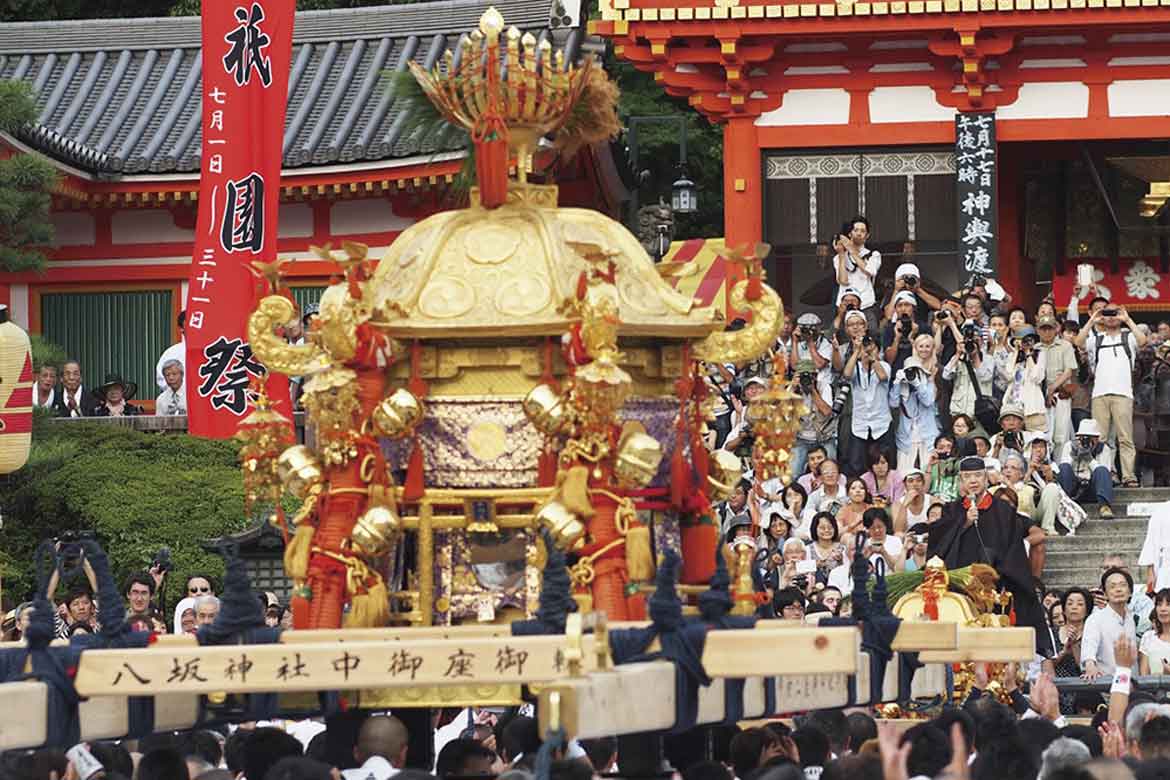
left=239, top=6, right=784, bottom=632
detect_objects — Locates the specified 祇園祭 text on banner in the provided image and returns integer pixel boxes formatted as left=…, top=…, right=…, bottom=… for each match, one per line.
left=186, top=0, right=295, bottom=438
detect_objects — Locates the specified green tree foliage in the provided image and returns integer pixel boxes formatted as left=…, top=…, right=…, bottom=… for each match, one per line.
left=30, top=333, right=68, bottom=372
left=611, top=59, right=724, bottom=239
left=0, top=81, right=57, bottom=272
left=0, top=416, right=251, bottom=604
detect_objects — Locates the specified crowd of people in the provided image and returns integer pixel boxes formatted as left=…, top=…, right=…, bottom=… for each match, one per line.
left=8, top=671, right=1170, bottom=780
left=709, top=215, right=1170, bottom=663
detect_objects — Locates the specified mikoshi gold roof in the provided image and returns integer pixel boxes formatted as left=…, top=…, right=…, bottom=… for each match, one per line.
left=368, top=184, right=725, bottom=340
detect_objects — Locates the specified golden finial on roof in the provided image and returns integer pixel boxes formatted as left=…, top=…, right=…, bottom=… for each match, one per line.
left=407, top=5, right=616, bottom=204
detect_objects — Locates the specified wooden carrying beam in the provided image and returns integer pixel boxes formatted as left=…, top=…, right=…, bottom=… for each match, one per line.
left=918, top=628, right=1036, bottom=663
left=72, top=625, right=859, bottom=698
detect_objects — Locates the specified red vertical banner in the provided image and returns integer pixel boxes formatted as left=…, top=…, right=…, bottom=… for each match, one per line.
left=186, top=0, right=295, bottom=438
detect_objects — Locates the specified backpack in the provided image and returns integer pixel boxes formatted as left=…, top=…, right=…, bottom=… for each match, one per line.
left=1093, top=330, right=1134, bottom=370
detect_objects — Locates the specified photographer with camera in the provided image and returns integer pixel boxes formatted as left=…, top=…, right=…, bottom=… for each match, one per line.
left=790, top=313, right=833, bottom=383
left=833, top=216, right=881, bottom=331
left=902, top=523, right=931, bottom=572
left=926, top=433, right=961, bottom=502
left=722, top=376, right=770, bottom=471
left=940, top=313, right=994, bottom=427
left=990, top=405, right=1039, bottom=460
left=960, top=272, right=1012, bottom=311
left=1035, top=315, right=1078, bottom=451
left=1058, top=419, right=1115, bottom=517
left=1076, top=303, right=1147, bottom=487
left=880, top=263, right=941, bottom=323
left=882, top=291, right=925, bottom=373
left=790, top=358, right=837, bottom=482
left=890, top=346, right=939, bottom=473
left=841, top=326, right=893, bottom=477
left=1000, top=325, right=1049, bottom=434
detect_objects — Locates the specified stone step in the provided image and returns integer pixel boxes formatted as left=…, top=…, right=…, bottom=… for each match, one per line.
left=1045, top=550, right=1143, bottom=568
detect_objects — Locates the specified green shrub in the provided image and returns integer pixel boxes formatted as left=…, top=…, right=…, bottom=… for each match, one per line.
left=1, top=416, right=251, bottom=604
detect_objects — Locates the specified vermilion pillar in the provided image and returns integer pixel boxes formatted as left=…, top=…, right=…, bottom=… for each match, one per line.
left=996, top=142, right=1035, bottom=311
left=723, top=116, right=763, bottom=296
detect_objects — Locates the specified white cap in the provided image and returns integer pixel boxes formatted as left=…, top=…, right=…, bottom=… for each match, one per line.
left=902, top=468, right=925, bottom=482
left=895, top=263, right=921, bottom=281
left=840, top=286, right=862, bottom=302
left=844, top=309, right=867, bottom=324
left=984, top=457, right=1002, bottom=473
left=893, top=291, right=918, bottom=307
left=1076, top=419, right=1103, bottom=438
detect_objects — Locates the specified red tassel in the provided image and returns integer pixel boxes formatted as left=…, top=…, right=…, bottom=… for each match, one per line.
left=746, top=276, right=762, bottom=301
left=407, top=340, right=428, bottom=398
left=404, top=438, right=426, bottom=500
left=670, top=442, right=691, bottom=510
left=538, top=447, right=558, bottom=487
left=290, top=592, right=311, bottom=630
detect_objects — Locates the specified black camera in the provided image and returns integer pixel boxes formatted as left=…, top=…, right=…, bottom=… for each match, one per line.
left=1004, top=431, right=1024, bottom=451
left=1075, top=435, right=1094, bottom=450
left=153, top=546, right=173, bottom=574
left=861, top=335, right=876, bottom=349
left=798, top=372, right=816, bottom=393
left=844, top=302, right=858, bottom=312
left=961, top=322, right=978, bottom=340
left=1101, top=308, right=1119, bottom=317
left=793, top=574, right=810, bottom=590
left=903, top=366, right=920, bottom=383
left=898, top=315, right=913, bottom=333
left=903, top=275, right=919, bottom=288
left=935, top=310, right=950, bottom=321
left=970, top=274, right=988, bottom=288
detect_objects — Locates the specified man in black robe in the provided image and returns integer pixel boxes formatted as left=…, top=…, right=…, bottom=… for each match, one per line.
left=928, top=456, right=1052, bottom=657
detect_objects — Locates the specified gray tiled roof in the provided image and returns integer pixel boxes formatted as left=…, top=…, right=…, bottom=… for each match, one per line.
left=0, top=0, right=586, bottom=176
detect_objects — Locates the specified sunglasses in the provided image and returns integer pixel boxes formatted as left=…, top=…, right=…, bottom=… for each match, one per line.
left=188, top=586, right=211, bottom=594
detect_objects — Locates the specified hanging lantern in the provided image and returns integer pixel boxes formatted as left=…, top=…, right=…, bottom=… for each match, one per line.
left=671, top=172, right=697, bottom=214
left=0, top=306, right=31, bottom=474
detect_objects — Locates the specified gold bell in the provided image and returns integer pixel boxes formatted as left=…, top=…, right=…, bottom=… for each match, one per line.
left=351, top=504, right=401, bottom=557
left=276, top=445, right=324, bottom=499
left=522, top=383, right=568, bottom=436
left=614, top=431, right=664, bottom=489
left=371, top=388, right=425, bottom=439
left=535, top=500, right=586, bottom=550
left=707, top=449, right=743, bottom=501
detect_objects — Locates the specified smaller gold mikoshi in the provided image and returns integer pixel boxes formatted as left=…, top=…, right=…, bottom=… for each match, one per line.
left=614, top=431, right=664, bottom=489
left=351, top=504, right=402, bottom=557
left=276, top=445, right=324, bottom=499
left=371, top=388, right=425, bottom=439
left=535, top=499, right=586, bottom=550
left=522, top=383, right=569, bottom=435
left=707, top=449, right=744, bottom=501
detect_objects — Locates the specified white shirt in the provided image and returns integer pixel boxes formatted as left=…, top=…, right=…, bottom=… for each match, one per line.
left=1081, top=603, right=1136, bottom=676
left=341, top=756, right=398, bottom=780
left=834, top=248, right=882, bottom=309
left=33, top=386, right=55, bottom=408
left=1086, top=331, right=1137, bottom=398
left=1140, top=631, right=1170, bottom=673
left=868, top=534, right=904, bottom=568
left=156, top=340, right=186, bottom=390
left=156, top=386, right=187, bottom=416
